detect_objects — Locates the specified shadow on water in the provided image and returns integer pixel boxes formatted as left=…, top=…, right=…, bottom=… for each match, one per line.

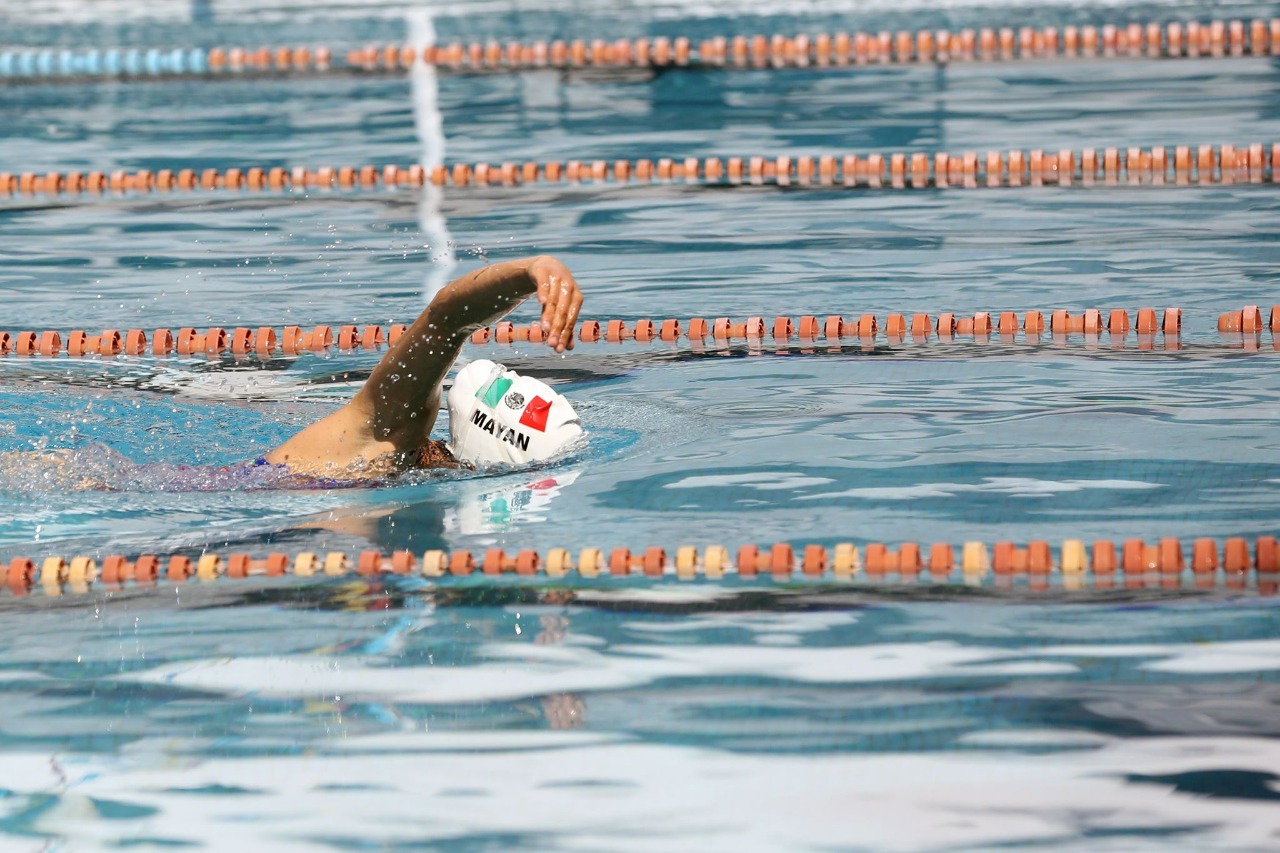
left=1124, top=770, right=1280, bottom=802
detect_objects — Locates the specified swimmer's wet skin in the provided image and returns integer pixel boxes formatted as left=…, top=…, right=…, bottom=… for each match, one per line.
left=4, top=256, right=585, bottom=490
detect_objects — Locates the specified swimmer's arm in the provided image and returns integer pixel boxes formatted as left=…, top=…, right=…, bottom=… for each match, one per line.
left=266, top=256, right=582, bottom=470
left=359, top=254, right=583, bottom=439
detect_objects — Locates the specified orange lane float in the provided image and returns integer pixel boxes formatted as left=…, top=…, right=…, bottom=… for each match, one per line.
left=1218, top=304, right=1280, bottom=334
left=0, top=144, right=1276, bottom=202
left=5, top=307, right=1280, bottom=361
left=5, top=535, right=1278, bottom=596
left=5, top=19, right=1280, bottom=86
left=373, top=19, right=1280, bottom=70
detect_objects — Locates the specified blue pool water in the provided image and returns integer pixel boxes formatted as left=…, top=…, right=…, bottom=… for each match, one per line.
left=2, top=0, right=1280, bottom=848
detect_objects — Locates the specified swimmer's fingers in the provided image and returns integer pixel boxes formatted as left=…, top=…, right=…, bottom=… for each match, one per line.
left=534, top=261, right=582, bottom=352
left=534, top=265, right=565, bottom=320
left=546, top=278, right=582, bottom=352
left=562, top=287, right=583, bottom=351
left=532, top=256, right=568, bottom=307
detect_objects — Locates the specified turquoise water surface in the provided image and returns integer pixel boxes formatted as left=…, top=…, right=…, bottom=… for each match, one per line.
left=2, top=0, right=1280, bottom=849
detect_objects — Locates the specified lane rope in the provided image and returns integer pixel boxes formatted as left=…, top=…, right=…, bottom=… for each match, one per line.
left=0, top=306, right=1276, bottom=361
left=2, top=307, right=1278, bottom=360
left=6, top=535, right=1278, bottom=597
left=2, top=19, right=1279, bottom=84
left=1, top=143, right=1278, bottom=202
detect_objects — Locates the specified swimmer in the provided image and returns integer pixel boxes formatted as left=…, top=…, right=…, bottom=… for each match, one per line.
left=266, top=254, right=585, bottom=477
left=1, top=256, right=586, bottom=490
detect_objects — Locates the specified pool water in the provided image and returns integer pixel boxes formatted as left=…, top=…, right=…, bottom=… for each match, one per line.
left=2, top=0, right=1280, bottom=848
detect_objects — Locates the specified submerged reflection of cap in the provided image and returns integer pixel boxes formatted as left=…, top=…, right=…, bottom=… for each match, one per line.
left=446, top=469, right=582, bottom=536
left=446, top=360, right=584, bottom=467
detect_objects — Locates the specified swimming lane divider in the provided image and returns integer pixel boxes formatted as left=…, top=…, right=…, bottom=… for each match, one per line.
left=2, top=143, right=1278, bottom=201
left=6, top=535, right=1279, bottom=597
left=1, top=308, right=1278, bottom=360
left=2, top=19, right=1279, bottom=84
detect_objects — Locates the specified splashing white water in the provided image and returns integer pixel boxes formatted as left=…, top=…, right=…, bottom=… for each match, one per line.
left=408, top=7, right=458, bottom=304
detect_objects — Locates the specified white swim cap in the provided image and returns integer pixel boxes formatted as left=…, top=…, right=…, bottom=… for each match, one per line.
left=446, top=360, right=584, bottom=467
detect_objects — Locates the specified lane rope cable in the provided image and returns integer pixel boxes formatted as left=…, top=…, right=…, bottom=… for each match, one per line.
left=2, top=19, right=1279, bottom=84
left=2, top=143, right=1279, bottom=202
left=2, top=307, right=1279, bottom=360
left=5, top=535, right=1279, bottom=598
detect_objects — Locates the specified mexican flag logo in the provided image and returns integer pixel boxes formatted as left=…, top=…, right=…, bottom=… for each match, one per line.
left=518, top=396, right=551, bottom=431
left=478, top=376, right=514, bottom=408
left=478, top=377, right=551, bottom=432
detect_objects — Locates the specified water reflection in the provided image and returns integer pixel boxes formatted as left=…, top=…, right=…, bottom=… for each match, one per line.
left=292, top=468, right=583, bottom=552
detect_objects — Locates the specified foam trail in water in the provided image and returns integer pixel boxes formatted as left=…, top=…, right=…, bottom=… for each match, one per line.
left=0, top=446, right=306, bottom=492
left=408, top=7, right=457, bottom=304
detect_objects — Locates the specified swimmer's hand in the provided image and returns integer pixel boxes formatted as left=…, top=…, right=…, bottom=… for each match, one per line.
left=530, top=256, right=583, bottom=353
